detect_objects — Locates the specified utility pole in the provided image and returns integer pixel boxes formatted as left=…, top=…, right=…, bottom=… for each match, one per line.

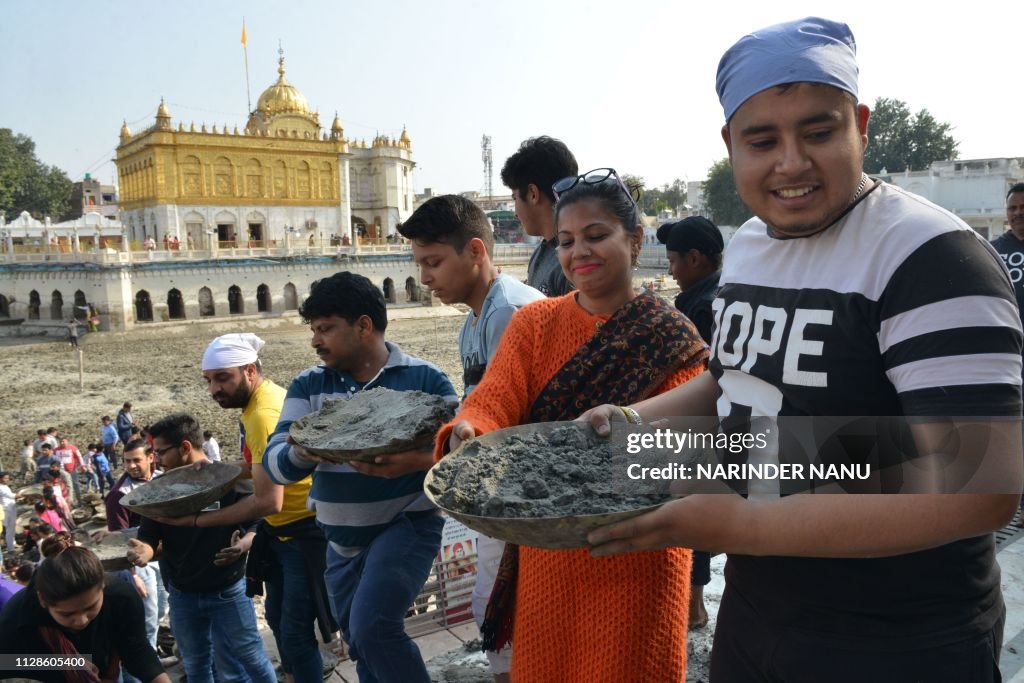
left=481, top=135, right=493, bottom=209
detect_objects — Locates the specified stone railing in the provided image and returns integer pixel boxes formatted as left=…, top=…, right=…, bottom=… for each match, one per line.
left=1, top=242, right=538, bottom=265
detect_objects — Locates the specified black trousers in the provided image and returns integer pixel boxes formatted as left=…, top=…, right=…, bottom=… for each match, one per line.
left=710, top=584, right=1003, bottom=683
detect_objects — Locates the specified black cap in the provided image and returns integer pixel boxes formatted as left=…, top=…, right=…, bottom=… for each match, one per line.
left=657, top=217, right=724, bottom=256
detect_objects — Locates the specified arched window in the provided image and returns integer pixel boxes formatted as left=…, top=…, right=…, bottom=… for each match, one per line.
left=50, top=290, right=64, bottom=321
left=257, top=284, right=271, bottom=313
left=198, top=287, right=215, bottom=317
left=168, top=288, right=186, bottom=319
left=74, top=291, right=88, bottom=320
left=405, top=277, right=419, bottom=303
left=228, top=285, right=244, bottom=314
left=135, top=290, right=153, bottom=322
left=28, top=290, right=40, bottom=320
left=283, top=283, right=298, bottom=311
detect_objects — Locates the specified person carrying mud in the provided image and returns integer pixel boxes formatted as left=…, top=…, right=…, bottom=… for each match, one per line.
left=158, top=333, right=336, bottom=683
left=583, top=17, right=1022, bottom=682
left=264, top=271, right=457, bottom=683
left=435, top=169, right=708, bottom=682
left=127, top=413, right=276, bottom=683
left=399, top=194, right=544, bottom=682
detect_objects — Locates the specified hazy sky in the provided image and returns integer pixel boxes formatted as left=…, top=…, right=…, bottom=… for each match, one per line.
left=3, top=1, right=1021, bottom=197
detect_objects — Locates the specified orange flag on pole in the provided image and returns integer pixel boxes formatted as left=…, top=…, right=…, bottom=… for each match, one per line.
left=241, top=20, right=247, bottom=46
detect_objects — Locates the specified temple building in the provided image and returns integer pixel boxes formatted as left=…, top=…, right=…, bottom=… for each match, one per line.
left=116, top=50, right=416, bottom=249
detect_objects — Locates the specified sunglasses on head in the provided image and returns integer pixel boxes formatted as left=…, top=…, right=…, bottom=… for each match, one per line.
left=551, top=167, right=636, bottom=202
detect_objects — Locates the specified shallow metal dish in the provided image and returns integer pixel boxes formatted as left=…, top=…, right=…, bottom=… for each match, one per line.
left=88, top=532, right=135, bottom=571
left=424, top=422, right=666, bottom=550
left=121, top=462, right=241, bottom=519
left=291, top=431, right=440, bottom=464
left=289, top=390, right=455, bottom=464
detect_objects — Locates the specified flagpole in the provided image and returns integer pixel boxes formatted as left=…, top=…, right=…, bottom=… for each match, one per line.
left=242, top=18, right=252, bottom=114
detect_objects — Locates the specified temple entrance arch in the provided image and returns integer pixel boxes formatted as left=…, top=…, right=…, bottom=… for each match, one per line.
left=283, top=283, right=298, bottom=311
left=198, top=287, right=215, bottom=317
left=28, top=291, right=40, bottom=320
left=215, top=210, right=238, bottom=246
left=0, top=294, right=9, bottom=318
left=74, top=291, right=88, bottom=320
left=257, top=284, right=271, bottom=312
left=405, top=277, right=419, bottom=302
left=168, top=289, right=186, bottom=319
left=135, top=290, right=153, bottom=322
left=382, top=278, right=395, bottom=304
left=228, top=285, right=244, bottom=314
left=50, top=290, right=64, bottom=320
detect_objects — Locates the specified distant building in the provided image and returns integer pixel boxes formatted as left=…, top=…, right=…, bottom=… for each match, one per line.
left=69, top=174, right=118, bottom=220
left=459, top=190, right=514, bottom=213
left=883, top=157, right=1024, bottom=239
left=115, top=50, right=416, bottom=250
left=686, top=181, right=707, bottom=217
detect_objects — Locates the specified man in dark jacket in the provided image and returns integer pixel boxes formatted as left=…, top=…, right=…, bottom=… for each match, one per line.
left=657, top=215, right=724, bottom=629
left=658, top=216, right=724, bottom=343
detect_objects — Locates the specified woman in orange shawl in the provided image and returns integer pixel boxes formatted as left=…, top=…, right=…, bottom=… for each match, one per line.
left=435, top=169, right=708, bottom=682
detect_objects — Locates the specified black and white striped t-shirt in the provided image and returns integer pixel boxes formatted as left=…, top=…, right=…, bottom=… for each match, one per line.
left=710, top=182, right=1022, bottom=420
left=710, top=182, right=1023, bottom=646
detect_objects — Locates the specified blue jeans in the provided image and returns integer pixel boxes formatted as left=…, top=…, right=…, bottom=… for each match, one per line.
left=167, top=577, right=276, bottom=683
left=98, top=471, right=115, bottom=495
left=325, top=512, right=443, bottom=683
left=265, top=536, right=323, bottom=683
left=121, top=564, right=161, bottom=683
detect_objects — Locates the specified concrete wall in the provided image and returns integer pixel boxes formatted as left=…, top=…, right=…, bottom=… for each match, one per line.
left=0, top=255, right=422, bottom=331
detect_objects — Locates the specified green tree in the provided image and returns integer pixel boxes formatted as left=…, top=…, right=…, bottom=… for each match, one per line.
left=863, top=98, right=959, bottom=174
left=620, top=173, right=650, bottom=212
left=702, top=158, right=751, bottom=226
left=621, top=174, right=687, bottom=216
left=0, top=129, right=74, bottom=221
left=660, top=178, right=687, bottom=215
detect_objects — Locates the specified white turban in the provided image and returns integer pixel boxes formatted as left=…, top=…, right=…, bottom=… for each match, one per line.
left=202, top=333, right=266, bottom=371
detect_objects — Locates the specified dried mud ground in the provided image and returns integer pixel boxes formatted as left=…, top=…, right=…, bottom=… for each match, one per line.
left=0, top=314, right=468, bottom=468
left=0, top=296, right=718, bottom=682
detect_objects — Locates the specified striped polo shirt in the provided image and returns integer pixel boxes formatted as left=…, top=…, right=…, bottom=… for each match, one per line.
left=264, top=341, right=456, bottom=556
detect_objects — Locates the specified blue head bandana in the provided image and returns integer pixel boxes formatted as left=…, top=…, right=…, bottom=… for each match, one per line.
left=716, top=17, right=858, bottom=122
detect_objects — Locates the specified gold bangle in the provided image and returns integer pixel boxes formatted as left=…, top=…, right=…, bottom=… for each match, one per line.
left=619, top=406, right=642, bottom=425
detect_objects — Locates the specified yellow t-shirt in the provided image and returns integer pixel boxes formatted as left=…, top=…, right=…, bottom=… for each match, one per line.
left=243, top=379, right=314, bottom=528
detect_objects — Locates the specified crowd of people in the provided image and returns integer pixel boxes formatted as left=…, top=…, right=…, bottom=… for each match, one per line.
left=1, top=15, right=1023, bottom=683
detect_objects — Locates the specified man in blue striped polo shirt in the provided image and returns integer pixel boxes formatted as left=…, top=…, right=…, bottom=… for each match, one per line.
left=264, top=271, right=457, bottom=683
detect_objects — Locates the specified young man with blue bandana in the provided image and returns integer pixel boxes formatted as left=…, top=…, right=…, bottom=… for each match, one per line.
left=586, top=17, right=1022, bottom=681
left=264, top=271, right=457, bottom=683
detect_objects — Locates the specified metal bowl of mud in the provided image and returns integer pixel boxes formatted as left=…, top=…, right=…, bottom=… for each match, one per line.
left=85, top=532, right=135, bottom=571
left=295, top=432, right=441, bottom=464
left=121, top=462, right=242, bottom=519
left=424, top=422, right=669, bottom=550
left=289, top=388, right=455, bottom=464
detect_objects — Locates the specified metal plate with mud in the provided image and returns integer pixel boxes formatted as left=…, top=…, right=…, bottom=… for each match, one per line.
left=86, top=532, right=135, bottom=571
left=121, top=462, right=241, bottom=519
left=289, top=387, right=456, bottom=463
left=424, top=421, right=670, bottom=550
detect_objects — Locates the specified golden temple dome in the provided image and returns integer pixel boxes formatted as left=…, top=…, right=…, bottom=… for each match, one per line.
left=256, top=51, right=310, bottom=115
left=120, top=120, right=131, bottom=141
left=399, top=126, right=411, bottom=147
left=157, top=98, right=171, bottom=119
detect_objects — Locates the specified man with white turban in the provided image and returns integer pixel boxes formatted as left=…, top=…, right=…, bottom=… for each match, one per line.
left=161, top=333, right=336, bottom=683
left=585, top=16, right=1022, bottom=681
